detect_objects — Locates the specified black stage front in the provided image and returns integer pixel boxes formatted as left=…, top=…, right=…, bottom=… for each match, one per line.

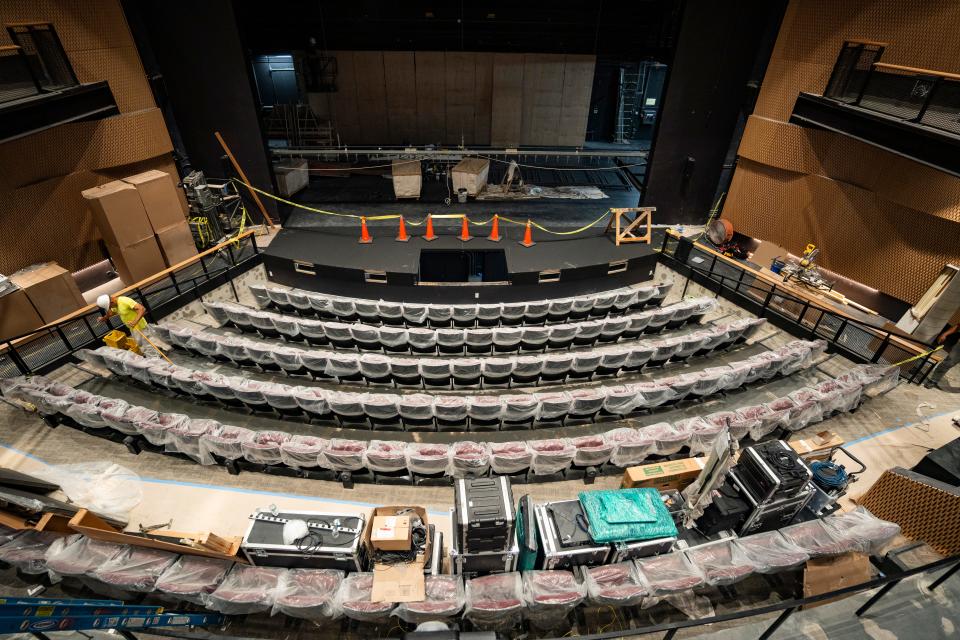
left=262, top=228, right=658, bottom=302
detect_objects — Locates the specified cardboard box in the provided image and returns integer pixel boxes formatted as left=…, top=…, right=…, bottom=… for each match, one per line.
left=106, top=236, right=166, bottom=285
left=365, top=506, right=430, bottom=603
left=0, top=289, right=43, bottom=342
left=274, top=159, right=309, bottom=197
left=803, top=552, right=872, bottom=609
left=123, top=170, right=188, bottom=232
left=155, top=222, right=199, bottom=267
left=789, top=431, right=844, bottom=462
left=82, top=181, right=155, bottom=248
left=392, top=159, right=422, bottom=199
left=9, top=262, right=86, bottom=324
left=451, top=158, right=490, bottom=196
left=622, top=457, right=706, bottom=492
left=371, top=515, right=412, bottom=551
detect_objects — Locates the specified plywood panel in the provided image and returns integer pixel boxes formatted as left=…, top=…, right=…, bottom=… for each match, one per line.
left=383, top=51, right=418, bottom=145
left=490, top=53, right=524, bottom=147
left=330, top=51, right=361, bottom=144
left=352, top=51, right=389, bottom=144
left=443, top=52, right=476, bottom=145
left=521, top=54, right=565, bottom=146
left=557, top=54, right=595, bottom=146
left=473, top=52, right=494, bottom=145
left=415, top=51, right=446, bottom=143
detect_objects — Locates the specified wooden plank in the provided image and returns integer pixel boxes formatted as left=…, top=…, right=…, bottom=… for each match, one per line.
left=473, top=52, right=494, bottom=145
left=69, top=509, right=243, bottom=562
left=445, top=52, right=476, bottom=145
left=383, top=51, right=418, bottom=144
left=353, top=51, right=389, bottom=144
left=330, top=51, right=361, bottom=144
left=35, top=512, right=74, bottom=534
left=415, top=51, right=446, bottom=143
left=490, top=53, right=524, bottom=147
left=558, top=54, right=596, bottom=146
left=0, top=509, right=32, bottom=530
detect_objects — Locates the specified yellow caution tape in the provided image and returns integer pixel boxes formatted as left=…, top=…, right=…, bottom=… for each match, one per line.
left=893, top=345, right=943, bottom=366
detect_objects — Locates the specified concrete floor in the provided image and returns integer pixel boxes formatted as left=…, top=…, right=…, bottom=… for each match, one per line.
left=1, top=263, right=959, bottom=639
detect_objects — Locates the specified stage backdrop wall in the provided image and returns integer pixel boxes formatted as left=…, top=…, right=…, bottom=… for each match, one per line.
left=720, top=0, right=960, bottom=305
left=0, top=0, right=177, bottom=276
left=307, top=51, right=595, bottom=147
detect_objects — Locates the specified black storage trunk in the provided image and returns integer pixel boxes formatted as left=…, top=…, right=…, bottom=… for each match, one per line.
left=241, top=510, right=367, bottom=571
left=696, top=481, right=751, bottom=535
left=454, top=477, right=515, bottom=554
left=450, top=526, right=519, bottom=576
left=730, top=471, right=815, bottom=535
left=535, top=500, right=610, bottom=570
left=737, top=441, right=812, bottom=504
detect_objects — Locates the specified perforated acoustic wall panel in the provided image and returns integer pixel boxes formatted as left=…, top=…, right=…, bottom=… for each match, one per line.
left=0, top=0, right=175, bottom=275
left=721, top=0, right=960, bottom=304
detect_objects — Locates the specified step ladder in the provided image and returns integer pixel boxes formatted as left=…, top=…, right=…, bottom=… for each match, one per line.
left=614, top=65, right=642, bottom=143
left=0, top=596, right=224, bottom=634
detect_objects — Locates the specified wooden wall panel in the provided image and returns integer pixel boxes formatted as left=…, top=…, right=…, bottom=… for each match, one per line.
left=330, top=51, right=361, bottom=144
left=722, top=0, right=960, bottom=304
left=490, top=53, right=525, bottom=147
left=383, top=51, right=418, bottom=145
left=521, top=54, right=566, bottom=146
left=558, top=55, right=595, bottom=147
left=352, top=51, right=389, bottom=144
left=473, top=52, right=494, bottom=145
left=415, top=52, right=447, bottom=143
left=445, top=52, right=476, bottom=145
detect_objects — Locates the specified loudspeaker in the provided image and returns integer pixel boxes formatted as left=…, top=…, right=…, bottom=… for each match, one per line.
left=912, top=437, right=960, bottom=487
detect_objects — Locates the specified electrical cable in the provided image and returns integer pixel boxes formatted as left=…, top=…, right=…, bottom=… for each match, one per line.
left=290, top=155, right=648, bottom=172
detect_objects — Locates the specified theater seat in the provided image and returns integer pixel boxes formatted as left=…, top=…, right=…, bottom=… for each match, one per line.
left=511, top=355, right=543, bottom=386
left=481, top=358, right=513, bottom=388
left=468, top=395, right=503, bottom=432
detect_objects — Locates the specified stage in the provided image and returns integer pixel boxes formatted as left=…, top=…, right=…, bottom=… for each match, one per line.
left=262, top=227, right=659, bottom=302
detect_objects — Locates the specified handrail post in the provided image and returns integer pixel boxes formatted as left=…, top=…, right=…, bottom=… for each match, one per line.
left=914, top=76, right=939, bottom=123
left=856, top=64, right=876, bottom=105
left=759, top=606, right=796, bottom=639
left=4, top=342, right=29, bottom=375
left=871, top=333, right=891, bottom=363
left=138, top=288, right=155, bottom=324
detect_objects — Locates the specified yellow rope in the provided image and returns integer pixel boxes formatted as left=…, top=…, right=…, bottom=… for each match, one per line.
left=231, top=178, right=615, bottom=236
left=894, top=345, right=943, bottom=366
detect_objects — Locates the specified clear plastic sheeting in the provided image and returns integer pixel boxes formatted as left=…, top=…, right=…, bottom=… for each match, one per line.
left=822, top=507, right=901, bottom=555
left=93, top=546, right=177, bottom=592
left=780, top=519, right=860, bottom=557
left=341, top=572, right=396, bottom=622
left=584, top=562, right=647, bottom=607
left=242, top=431, right=291, bottom=465
left=467, top=395, right=503, bottom=423
left=407, top=443, right=451, bottom=475
left=602, top=385, right=639, bottom=416
left=320, top=439, right=367, bottom=471
left=681, top=418, right=727, bottom=455
left=734, top=531, right=809, bottom=573
left=364, top=440, right=407, bottom=473
left=570, top=434, right=613, bottom=467
left=206, top=565, right=285, bottom=615
left=606, top=428, right=656, bottom=468
left=684, top=540, right=756, bottom=587
left=64, top=393, right=105, bottom=428
left=433, top=395, right=468, bottom=424
left=502, top=394, right=539, bottom=423
left=642, top=422, right=689, bottom=456
left=523, top=570, right=586, bottom=629
left=157, top=555, right=232, bottom=604
left=465, top=572, right=524, bottom=632
left=166, top=418, right=218, bottom=463
left=451, top=441, right=490, bottom=477
left=199, top=424, right=256, bottom=462
left=850, top=364, right=900, bottom=398
left=100, top=404, right=157, bottom=436
left=273, top=569, right=344, bottom=620
left=292, top=387, right=329, bottom=417
left=634, top=382, right=675, bottom=407
left=489, top=441, right=533, bottom=474
left=45, top=536, right=125, bottom=578
left=530, top=439, right=577, bottom=475
left=0, top=531, right=59, bottom=575
left=398, top=394, right=435, bottom=421
left=762, top=397, right=797, bottom=433
left=395, top=575, right=465, bottom=623
left=34, top=462, right=142, bottom=523
left=280, top=435, right=328, bottom=469
left=635, top=552, right=706, bottom=596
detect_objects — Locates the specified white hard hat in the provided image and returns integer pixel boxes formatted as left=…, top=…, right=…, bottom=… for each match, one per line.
left=97, top=294, right=111, bottom=311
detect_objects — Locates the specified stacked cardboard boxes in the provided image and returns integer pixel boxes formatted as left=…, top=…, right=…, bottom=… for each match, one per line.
left=0, top=262, right=86, bottom=341
left=82, top=181, right=165, bottom=285
left=123, top=170, right=198, bottom=267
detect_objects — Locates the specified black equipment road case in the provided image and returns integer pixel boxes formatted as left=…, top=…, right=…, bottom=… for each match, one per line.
left=737, top=440, right=812, bottom=504
left=535, top=500, right=610, bottom=570
left=241, top=509, right=367, bottom=571
left=730, top=470, right=815, bottom=535
left=608, top=535, right=676, bottom=563
left=695, top=481, right=751, bottom=536
left=450, top=525, right=519, bottom=576
left=454, top=476, right=515, bottom=554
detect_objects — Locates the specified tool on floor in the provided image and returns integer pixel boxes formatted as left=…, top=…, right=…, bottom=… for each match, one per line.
left=135, top=327, right=173, bottom=364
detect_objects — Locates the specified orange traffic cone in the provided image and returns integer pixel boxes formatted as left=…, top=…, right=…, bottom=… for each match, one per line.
left=395, top=216, right=409, bottom=242
left=358, top=216, right=372, bottom=244
left=424, top=214, right=438, bottom=241
left=458, top=215, right=472, bottom=241
left=519, top=219, right=535, bottom=247
left=487, top=215, right=502, bottom=242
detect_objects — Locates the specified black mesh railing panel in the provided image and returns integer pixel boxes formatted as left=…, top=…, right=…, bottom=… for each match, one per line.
left=9, top=26, right=76, bottom=91
left=0, top=49, right=39, bottom=103
left=858, top=71, right=936, bottom=120
left=920, top=80, right=960, bottom=134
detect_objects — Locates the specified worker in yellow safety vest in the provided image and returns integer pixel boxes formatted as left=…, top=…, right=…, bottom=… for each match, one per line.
left=97, top=294, right=159, bottom=356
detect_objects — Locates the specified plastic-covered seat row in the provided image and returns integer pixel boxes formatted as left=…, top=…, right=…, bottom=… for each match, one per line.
left=248, top=281, right=672, bottom=327
left=200, top=296, right=717, bottom=354
left=76, top=340, right=827, bottom=433
left=154, top=318, right=766, bottom=388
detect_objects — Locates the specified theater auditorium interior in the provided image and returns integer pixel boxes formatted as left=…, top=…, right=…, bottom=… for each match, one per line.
left=0, top=0, right=959, bottom=638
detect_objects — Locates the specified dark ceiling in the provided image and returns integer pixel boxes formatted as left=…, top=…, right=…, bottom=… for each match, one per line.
left=234, top=0, right=682, bottom=60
